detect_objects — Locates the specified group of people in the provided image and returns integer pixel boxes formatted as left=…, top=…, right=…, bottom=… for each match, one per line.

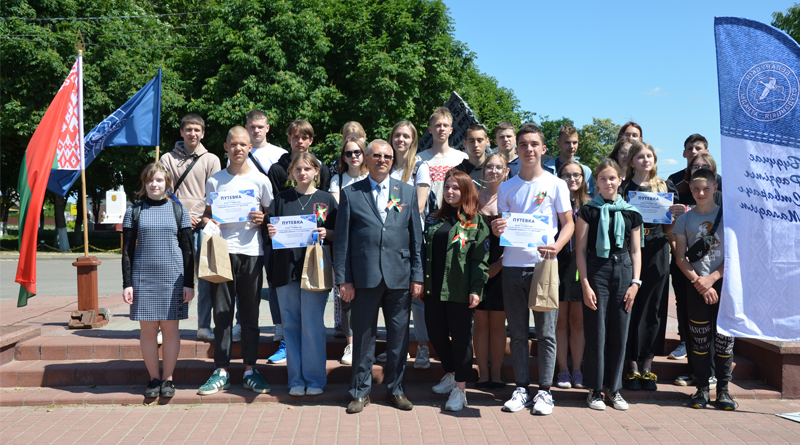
left=121, top=107, right=735, bottom=414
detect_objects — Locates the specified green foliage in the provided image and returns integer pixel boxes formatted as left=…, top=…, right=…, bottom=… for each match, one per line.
left=2, top=0, right=533, bottom=203
left=773, top=3, right=800, bottom=43
left=576, top=118, right=621, bottom=171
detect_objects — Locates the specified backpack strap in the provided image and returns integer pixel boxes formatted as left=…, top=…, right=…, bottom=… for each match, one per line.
left=131, top=200, right=185, bottom=234
left=707, top=207, right=723, bottom=238
left=173, top=153, right=205, bottom=193
left=248, top=152, right=267, bottom=175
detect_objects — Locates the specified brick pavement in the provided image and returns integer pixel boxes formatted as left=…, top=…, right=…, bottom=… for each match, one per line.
left=2, top=398, right=800, bottom=444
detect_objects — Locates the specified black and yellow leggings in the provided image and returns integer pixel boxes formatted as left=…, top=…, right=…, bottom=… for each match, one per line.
left=687, top=279, right=734, bottom=389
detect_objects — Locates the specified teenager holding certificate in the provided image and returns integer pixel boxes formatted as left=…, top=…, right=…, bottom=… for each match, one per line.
left=490, top=123, right=573, bottom=416
left=621, top=141, right=678, bottom=392
left=267, top=152, right=337, bottom=397
left=576, top=159, right=643, bottom=411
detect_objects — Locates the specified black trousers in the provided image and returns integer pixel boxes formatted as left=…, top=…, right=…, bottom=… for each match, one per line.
left=687, top=280, right=734, bottom=388
left=349, top=280, right=411, bottom=398
left=424, top=295, right=475, bottom=383
left=626, top=238, right=670, bottom=362
left=209, top=254, right=263, bottom=368
left=583, top=252, right=633, bottom=393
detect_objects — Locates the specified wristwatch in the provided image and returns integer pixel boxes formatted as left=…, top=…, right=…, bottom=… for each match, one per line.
left=631, top=279, right=642, bottom=287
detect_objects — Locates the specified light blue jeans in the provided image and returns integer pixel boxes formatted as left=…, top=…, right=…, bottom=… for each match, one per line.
left=192, top=228, right=213, bottom=329
left=411, top=297, right=429, bottom=341
left=276, top=281, right=328, bottom=389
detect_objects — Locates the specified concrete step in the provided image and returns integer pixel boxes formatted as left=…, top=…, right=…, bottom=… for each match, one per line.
left=0, top=354, right=755, bottom=389
left=0, top=380, right=780, bottom=407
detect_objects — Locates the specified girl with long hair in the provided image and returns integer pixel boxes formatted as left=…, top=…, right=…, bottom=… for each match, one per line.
left=473, top=153, right=509, bottom=390
left=425, top=170, right=490, bottom=411
left=554, top=160, right=591, bottom=390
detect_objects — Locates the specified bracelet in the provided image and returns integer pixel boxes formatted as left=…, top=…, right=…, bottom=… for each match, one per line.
left=631, top=279, right=642, bottom=287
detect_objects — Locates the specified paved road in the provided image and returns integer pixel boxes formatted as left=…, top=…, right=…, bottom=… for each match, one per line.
left=0, top=254, right=122, bottom=302
left=1, top=399, right=799, bottom=444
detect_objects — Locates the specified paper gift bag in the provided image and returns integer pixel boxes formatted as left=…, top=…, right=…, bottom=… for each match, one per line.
left=528, top=259, right=559, bottom=312
left=301, top=243, right=334, bottom=291
left=198, top=233, right=233, bottom=283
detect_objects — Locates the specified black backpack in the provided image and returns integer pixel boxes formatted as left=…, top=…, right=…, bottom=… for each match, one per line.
left=130, top=200, right=185, bottom=233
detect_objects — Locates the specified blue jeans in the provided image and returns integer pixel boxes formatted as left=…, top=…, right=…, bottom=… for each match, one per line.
left=276, top=282, right=328, bottom=389
left=264, top=244, right=281, bottom=325
left=192, top=228, right=213, bottom=329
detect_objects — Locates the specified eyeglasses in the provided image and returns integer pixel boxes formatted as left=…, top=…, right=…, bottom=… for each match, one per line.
left=691, top=164, right=711, bottom=171
left=371, top=153, right=393, bottom=161
left=344, top=150, right=362, bottom=158
left=561, top=173, right=582, bottom=180
left=484, top=165, right=506, bottom=172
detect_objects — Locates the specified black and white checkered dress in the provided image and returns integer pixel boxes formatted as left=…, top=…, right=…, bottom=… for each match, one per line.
left=122, top=201, right=192, bottom=321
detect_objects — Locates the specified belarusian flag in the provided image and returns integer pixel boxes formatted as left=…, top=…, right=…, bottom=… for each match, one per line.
left=15, top=59, right=82, bottom=307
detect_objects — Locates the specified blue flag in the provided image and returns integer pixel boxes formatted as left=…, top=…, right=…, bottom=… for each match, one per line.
left=47, top=69, right=162, bottom=197
left=714, top=18, right=800, bottom=341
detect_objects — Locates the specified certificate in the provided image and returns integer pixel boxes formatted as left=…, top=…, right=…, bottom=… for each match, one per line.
left=270, top=215, right=317, bottom=249
left=210, top=189, right=259, bottom=224
left=499, top=212, right=555, bottom=248
left=627, top=191, right=674, bottom=224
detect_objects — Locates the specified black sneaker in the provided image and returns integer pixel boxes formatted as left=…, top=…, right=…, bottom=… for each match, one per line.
left=690, top=387, right=710, bottom=409
left=715, top=388, right=737, bottom=411
left=639, top=371, right=658, bottom=391
left=160, top=379, right=176, bottom=398
left=622, top=371, right=642, bottom=391
left=145, top=378, right=161, bottom=398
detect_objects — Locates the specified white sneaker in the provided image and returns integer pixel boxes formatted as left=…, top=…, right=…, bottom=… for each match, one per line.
left=289, top=386, right=305, bottom=396
left=432, top=373, right=457, bottom=394
left=341, top=344, right=353, bottom=365
left=414, top=344, right=431, bottom=369
left=532, top=390, right=554, bottom=415
left=232, top=324, right=242, bottom=342
left=606, top=391, right=629, bottom=410
left=445, top=387, right=467, bottom=412
left=197, top=328, right=215, bottom=342
left=306, top=387, right=323, bottom=396
left=502, top=387, right=532, bottom=412
left=586, top=389, right=606, bottom=410
left=157, top=330, right=163, bottom=345
left=274, top=324, right=283, bottom=342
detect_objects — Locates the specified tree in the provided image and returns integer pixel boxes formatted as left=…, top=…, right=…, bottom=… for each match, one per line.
left=2, top=0, right=533, bottom=212
left=576, top=118, right=621, bottom=172
left=773, top=3, right=800, bottom=43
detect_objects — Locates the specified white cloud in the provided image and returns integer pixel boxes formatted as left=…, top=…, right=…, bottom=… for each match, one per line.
left=660, top=158, right=680, bottom=166
left=653, top=146, right=664, bottom=153
left=642, top=87, right=670, bottom=97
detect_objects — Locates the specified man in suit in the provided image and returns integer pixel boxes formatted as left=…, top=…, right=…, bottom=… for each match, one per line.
left=334, top=139, right=424, bottom=413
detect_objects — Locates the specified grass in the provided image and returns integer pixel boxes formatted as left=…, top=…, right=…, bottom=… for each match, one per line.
left=0, top=227, right=123, bottom=253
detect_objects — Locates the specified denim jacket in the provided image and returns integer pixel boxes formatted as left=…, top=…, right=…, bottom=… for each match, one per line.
left=423, top=212, right=491, bottom=303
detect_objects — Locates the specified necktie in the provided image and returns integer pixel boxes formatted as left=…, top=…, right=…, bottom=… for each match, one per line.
left=376, top=184, right=387, bottom=223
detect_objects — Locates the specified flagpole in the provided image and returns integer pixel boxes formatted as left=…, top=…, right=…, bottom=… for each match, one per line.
left=70, top=32, right=107, bottom=329
left=77, top=48, right=89, bottom=257
left=155, top=145, right=160, bottom=162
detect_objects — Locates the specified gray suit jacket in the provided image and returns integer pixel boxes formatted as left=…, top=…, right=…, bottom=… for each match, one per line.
left=334, top=176, right=423, bottom=290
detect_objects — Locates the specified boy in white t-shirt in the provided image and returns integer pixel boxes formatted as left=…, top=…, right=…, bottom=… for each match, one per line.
left=417, top=107, right=468, bottom=208
left=491, top=123, right=574, bottom=416
left=199, top=126, right=274, bottom=396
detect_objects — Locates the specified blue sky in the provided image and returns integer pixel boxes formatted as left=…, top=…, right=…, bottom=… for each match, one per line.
left=441, top=0, right=794, bottom=177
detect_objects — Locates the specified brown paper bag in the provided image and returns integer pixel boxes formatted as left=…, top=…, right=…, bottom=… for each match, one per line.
left=301, top=243, right=333, bottom=291
left=529, top=259, right=559, bottom=312
left=198, top=233, right=233, bottom=283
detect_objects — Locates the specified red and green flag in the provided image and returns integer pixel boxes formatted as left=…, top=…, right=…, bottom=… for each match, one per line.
left=15, top=59, right=82, bottom=307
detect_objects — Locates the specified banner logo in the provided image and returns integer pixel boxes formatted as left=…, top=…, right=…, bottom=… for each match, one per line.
left=738, top=61, right=799, bottom=122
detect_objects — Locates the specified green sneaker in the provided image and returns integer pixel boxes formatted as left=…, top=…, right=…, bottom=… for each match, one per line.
left=198, top=369, right=230, bottom=395
left=243, top=369, right=271, bottom=394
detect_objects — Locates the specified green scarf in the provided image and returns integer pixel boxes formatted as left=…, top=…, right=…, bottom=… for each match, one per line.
left=584, top=194, right=643, bottom=258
